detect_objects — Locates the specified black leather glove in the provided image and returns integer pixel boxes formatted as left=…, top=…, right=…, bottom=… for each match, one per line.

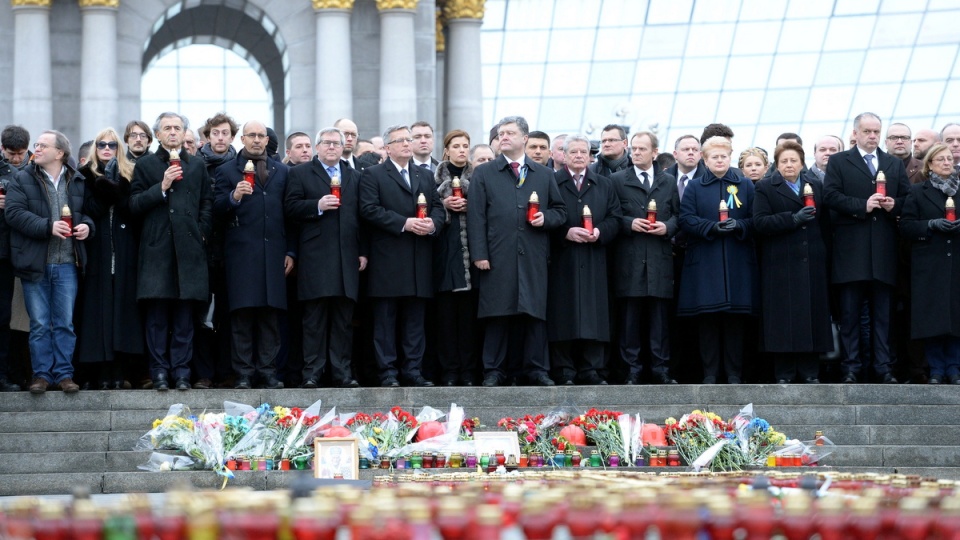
left=719, top=219, right=738, bottom=232
left=928, top=218, right=957, bottom=233
left=792, top=206, right=816, bottom=225
left=711, top=222, right=732, bottom=235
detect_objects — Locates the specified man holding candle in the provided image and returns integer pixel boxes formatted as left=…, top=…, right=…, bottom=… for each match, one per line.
left=546, top=135, right=622, bottom=386
left=129, top=112, right=213, bottom=392
left=285, top=127, right=365, bottom=388
left=7, top=130, right=92, bottom=394
left=467, top=116, right=567, bottom=387
left=359, top=125, right=443, bottom=387
left=823, top=112, right=910, bottom=384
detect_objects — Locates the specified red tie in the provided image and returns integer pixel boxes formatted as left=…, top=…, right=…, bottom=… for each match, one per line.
left=510, top=162, right=520, bottom=179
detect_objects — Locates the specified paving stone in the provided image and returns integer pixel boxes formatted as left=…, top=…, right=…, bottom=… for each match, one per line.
left=869, top=425, right=960, bottom=446
left=883, top=446, right=960, bottom=467
left=0, top=411, right=108, bottom=433
left=695, top=384, right=846, bottom=406
left=106, top=451, right=155, bottom=472
left=5, top=452, right=105, bottom=474
left=845, top=385, right=960, bottom=405
left=857, top=405, right=960, bottom=426
left=0, top=473, right=103, bottom=496
left=102, top=471, right=267, bottom=493
left=0, top=432, right=108, bottom=453
left=0, top=391, right=108, bottom=412
left=109, top=431, right=145, bottom=452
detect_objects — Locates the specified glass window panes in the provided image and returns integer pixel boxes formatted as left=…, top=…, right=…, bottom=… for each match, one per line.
left=482, top=0, right=506, bottom=31
left=588, top=61, right=635, bottom=96
left=670, top=92, right=720, bottom=126
left=677, top=57, right=728, bottom=92
left=916, top=9, right=960, bottom=46
left=632, top=58, right=681, bottom=94
left=480, top=31, right=504, bottom=65
left=549, top=29, right=599, bottom=63
left=849, top=83, right=899, bottom=120
left=500, top=30, right=549, bottom=64
left=503, top=0, right=554, bottom=30
left=686, top=23, right=735, bottom=58
left=814, top=51, right=866, bottom=85
left=833, top=0, right=880, bottom=16
left=880, top=0, right=922, bottom=14
left=491, top=98, right=542, bottom=128
left=550, top=0, right=599, bottom=28
left=716, top=90, right=764, bottom=125
left=759, top=88, right=810, bottom=124
left=904, top=45, right=958, bottom=81
left=777, top=18, right=828, bottom=53
left=785, top=0, right=832, bottom=19
left=539, top=97, right=584, bottom=132
left=737, top=0, right=787, bottom=21
left=723, top=55, right=773, bottom=91
left=597, top=0, right=648, bottom=27
left=542, top=62, right=590, bottom=97
left=767, top=53, right=819, bottom=89
left=859, top=48, right=911, bottom=84
left=647, top=0, right=693, bottom=25
left=593, top=27, right=643, bottom=62
left=894, top=81, right=947, bottom=118
left=691, top=0, right=741, bottom=23
left=804, top=86, right=856, bottom=122
left=639, top=25, right=687, bottom=59
left=823, top=16, right=876, bottom=51
left=731, top=21, right=781, bottom=56
left=496, top=64, right=546, bottom=98
left=871, top=13, right=922, bottom=48
left=942, top=81, right=960, bottom=114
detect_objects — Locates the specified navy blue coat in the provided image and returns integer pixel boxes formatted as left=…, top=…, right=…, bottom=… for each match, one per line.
left=677, top=168, right=758, bottom=316
left=213, top=154, right=290, bottom=312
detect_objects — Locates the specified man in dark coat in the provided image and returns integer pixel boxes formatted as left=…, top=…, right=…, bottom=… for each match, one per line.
left=123, top=120, right=152, bottom=163
left=823, top=112, right=910, bottom=384
left=547, top=135, right=621, bottom=386
left=612, top=131, right=680, bottom=385
left=7, top=130, right=93, bottom=394
left=359, top=124, right=444, bottom=387
left=466, top=116, right=567, bottom=387
left=129, top=112, right=213, bottom=391
left=0, top=125, right=30, bottom=392
left=213, top=120, right=290, bottom=390
left=590, top=124, right=630, bottom=178
left=285, top=127, right=365, bottom=389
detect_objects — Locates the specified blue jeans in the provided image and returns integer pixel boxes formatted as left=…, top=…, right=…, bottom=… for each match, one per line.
left=925, top=335, right=960, bottom=378
left=22, top=263, right=78, bottom=384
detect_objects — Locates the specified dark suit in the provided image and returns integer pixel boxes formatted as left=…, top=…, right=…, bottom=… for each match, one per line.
left=823, top=147, right=909, bottom=379
left=285, top=158, right=364, bottom=384
left=359, top=159, right=444, bottom=383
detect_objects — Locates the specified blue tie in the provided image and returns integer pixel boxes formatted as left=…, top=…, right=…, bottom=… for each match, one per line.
left=401, top=169, right=410, bottom=188
left=864, top=154, right=877, bottom=176
left=327, top=166, right=337, bottom=177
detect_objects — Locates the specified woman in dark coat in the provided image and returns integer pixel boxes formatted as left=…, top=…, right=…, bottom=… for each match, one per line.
left=77, top=128, right=143, bottom=389
left=433, top=130, right=480, bottom=386
left=900, top=143, right=960, bottom=384
left=753, top=141, right=833, bottom=384
left=678, top=136, right=758, bottom=384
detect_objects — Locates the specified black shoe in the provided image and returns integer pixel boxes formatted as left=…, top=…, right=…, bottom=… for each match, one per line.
left=99, top=381, right=110, bottom=390
left=624, top=375, right=639, bottom=385
left=929, top=377, right=941, bottom=385
left=381, top=378, right=399, bottom=387
left=482, top=375, right=500, bottom=387
left=462, top=380, right=474, bottom=387
left=803, top=377, right=820, bottom=384
left=881, top=373, right=898, bottom=384
left=235, top=378, right=252, bottom=390
left=652, top=372, right=678, bottom=385
left=193, top=378, right=212, bottom=390
left=338, top=379, right=360, bottom=388
left=175, top=378, right=191, bottom=391
left=777, top=379, right=790, bottom=385
left=301, top=379, right=318, bottom=389
left=442, top=379, right=457, bottom=387
left=263, top=377, right=284, bottom=390
left=408, top=377, right=434, bottom=387
left=154, top=378, right=169, bottom=391
left=533, top=375, right=555, bottom=387
left=579, top=374, right=607, bottom=386
left=0, top=379, right=20, bottom=392
left=841, top=373, right=857, bottom=384
left=951, top=374, right=960, bottom=385
left=727, top=377, right=742, bottom=384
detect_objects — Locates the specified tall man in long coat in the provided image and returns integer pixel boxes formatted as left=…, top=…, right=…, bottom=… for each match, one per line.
left=359, top=125, right=444, bottom=387
left=129, top=112, right=213, bottom=391
left=547, top=135, right=621, bottom=385
left=467, top=116, right=567, bottom=387
left=823, top=112, right=910, bottom=384
left=213, top=120, right=291, bottom=390
left=285, top=127, right=365, bottom=388
left=612, top=131, right=680, bottom=385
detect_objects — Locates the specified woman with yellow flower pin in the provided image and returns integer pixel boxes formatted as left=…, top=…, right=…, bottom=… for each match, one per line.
left=678, top=136, right=758, bottom=384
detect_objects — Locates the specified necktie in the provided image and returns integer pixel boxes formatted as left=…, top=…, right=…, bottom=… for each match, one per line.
left=510, top=162, right=520, bottom=179
left=401, top=168, right=410, bottom=188
left=327, top=166, right=337, bottom=178
left=641, top=171, right=649, bottom=189
left=678, top=175, right=688, bottom=200
left=864, top=154, right=877, bottom=176
left=420, top=163, right=430, bottom=170
left=576, top=174, right=583, bottom=191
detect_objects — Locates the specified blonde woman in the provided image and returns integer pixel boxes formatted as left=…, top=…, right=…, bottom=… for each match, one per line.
left=738, top=147, right=769, bottom=183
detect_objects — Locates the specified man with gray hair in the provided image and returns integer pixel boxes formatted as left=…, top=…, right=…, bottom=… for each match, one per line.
left=7, top=130, right=94, bottom=393
left=130, top=112, right=213, bottom=392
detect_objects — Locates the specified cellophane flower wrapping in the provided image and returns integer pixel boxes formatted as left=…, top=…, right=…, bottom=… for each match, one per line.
left=191, top=413, right=233, bottom=479
left=136, top=404, right=195, bottom=452
left=570, top=408, right=625, bottom=462
left=224, top=403, right=276, bottom=461
left=281, top=401, right=336, bottom=461
left=137, top=452, right=197, bottom=472
left=223, top=401, right=258, bottom=455
left=394, top=403, right=475, bottom=457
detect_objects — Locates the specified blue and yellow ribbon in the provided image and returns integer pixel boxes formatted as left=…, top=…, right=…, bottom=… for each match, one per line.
left=726, top=185, right=742, bottom=209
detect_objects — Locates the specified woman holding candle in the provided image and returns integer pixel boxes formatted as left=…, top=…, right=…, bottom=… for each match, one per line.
left=753, top=141, right=833, bottom=384
left=738, top=148, right=769, bottom=183
left=433, top=129, right=480, bottom=386
left=77, top=127, right=144, bottom=390
left=678, top=136, right=757, bottom=384
left=900, top=143, right=960, bottom=384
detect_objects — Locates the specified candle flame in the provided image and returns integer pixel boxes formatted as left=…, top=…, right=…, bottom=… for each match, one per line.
left=529, top=191, right=539, bottom=203
left=647, top=199, right=657, bottom=211
left=61, top=205, right=71, bottom=216
left=244, top=161, right=254, bottom=172
left=582, top=204, right=592, bottom=216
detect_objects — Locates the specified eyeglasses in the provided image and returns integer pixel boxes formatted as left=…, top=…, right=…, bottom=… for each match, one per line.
left=341, top=131, right=358, bottom=138
left=931, top=156, right=955, bottom=164
left=318, top=140, right=342, bottom=147
left=388, top=137, right=414, bottom=145
left=412, top=134, right=433, bottom=140
left=33, top=142, right=54, bottom=151
left=96, top=141, right=118, bottom=150
left=886, top=135, right=910, bottom=142
left=601, top=138, right=624, bottom=144
left=244, top=133, right=268, bottom=139
left=128, top=132, right=149, bottom=140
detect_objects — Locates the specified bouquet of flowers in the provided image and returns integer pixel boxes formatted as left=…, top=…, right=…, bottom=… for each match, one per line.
left=349, top=407, right=419, bottom=460
left=459, top=417, right=483, bottom=440
left=665, top=409, right=746, bottom=471
left=136, top=404, right=196, bottom=452
left=191, top=413, right=233, bottom=479
left=222, top=401, right=260, bottom=455
left=280, top=400, right=335, bottom=461
left=570, top=408, right=625, bottom=461
left=224, top=403, right=276, bottom=461
left=497, top=413, right=565, bottom=460
left=346, top=411, right=387, bottom=460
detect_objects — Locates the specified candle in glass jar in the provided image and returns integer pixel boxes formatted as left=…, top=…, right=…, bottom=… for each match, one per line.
left=646, top=199, right=657, bottom=224
left=582, top=205, right=594, bottom=233
left=169, top=149, right=182, bottom=181
left=719, top=200, right=729, bottom=221
left=803, top=183, right=815, bottom=208
left=243, top=161, right=255, bottom=186
left=452, top=176, right=463, bottom=198
left=61, top=205, right=73, bottom=237
left=330, top=173, right=341, bottom=200
left=947, top=197, right=955, bottom=221
left=876, top=170, right=886, bottom=196
left=527, top=191, right=540, bottom=222
left=416, top=193, right=427, bottom=219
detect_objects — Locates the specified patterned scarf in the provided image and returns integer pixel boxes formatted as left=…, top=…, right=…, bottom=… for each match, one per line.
left=930, top=171, right=959, bottom=197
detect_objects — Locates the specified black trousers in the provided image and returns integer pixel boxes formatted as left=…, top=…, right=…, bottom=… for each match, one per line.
left=372, top=297, right=426, bottom=381
left=435, top=290, right=480, bottom=384
left=230, top=306, right=281, bottom=380
left=838, top=281, right=893, bottom=377
left=144, top=299, right=194, bottom=380
left=698, top=313, right=746, bottom=382
left=0, top=260, right=14, bottom=382
left=774, top=352, right=819, bottom=382
left=550, top=340, right=604, bottom=381
left=619, top=296, right=671, bottom=378
left=192, top=263, right=232, bottom=383
left=301, top=296, right=355, bottom=384
left=482, top=315, right=549, bottom=381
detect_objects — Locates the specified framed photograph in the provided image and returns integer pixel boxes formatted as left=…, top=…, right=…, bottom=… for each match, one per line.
left=313, top=436, right=359, bottom=479
left=473, top=431, right=522, bottom=461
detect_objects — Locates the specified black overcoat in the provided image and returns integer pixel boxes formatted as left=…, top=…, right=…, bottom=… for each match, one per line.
left=359, top=160, right=444, bottom=298
left=434, top=161, right=476, bottom=293
left=822, top=147, right=909, bottom=286
left=899, top=180, right=960, bottom=340
left=213, top=153, right=289, bottom=312
left=466, top=156, right=566, bottom=320
left=611, top=167, right=679, bottom=299
left=129, top=147, right=212, bottom=301
left=753, top=173, right=833, bottom=352
left=285, top=158, right=364, bottom=302
left=76, top=161, right=144, bottom=362
left=546, top=168, right=620, bottom=342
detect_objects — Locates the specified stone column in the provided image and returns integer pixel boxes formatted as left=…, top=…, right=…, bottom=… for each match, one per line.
left=376, top=0, right=418, bottom=130
left=443, top=0, right=484, bottom=145
left=435, top=11, right=445, bottom=137
left=314, top=0, right=355, bottom=129
left=11, top=0, right=53, bottom=138
left=79, top=0, right=119, bottom=140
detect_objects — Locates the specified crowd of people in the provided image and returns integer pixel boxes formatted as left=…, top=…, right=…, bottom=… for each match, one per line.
left=0, top=109, right=957, bottom=394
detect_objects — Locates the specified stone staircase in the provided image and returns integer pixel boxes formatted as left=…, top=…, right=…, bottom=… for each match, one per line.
left=1, top=384, right=958, bottom=495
